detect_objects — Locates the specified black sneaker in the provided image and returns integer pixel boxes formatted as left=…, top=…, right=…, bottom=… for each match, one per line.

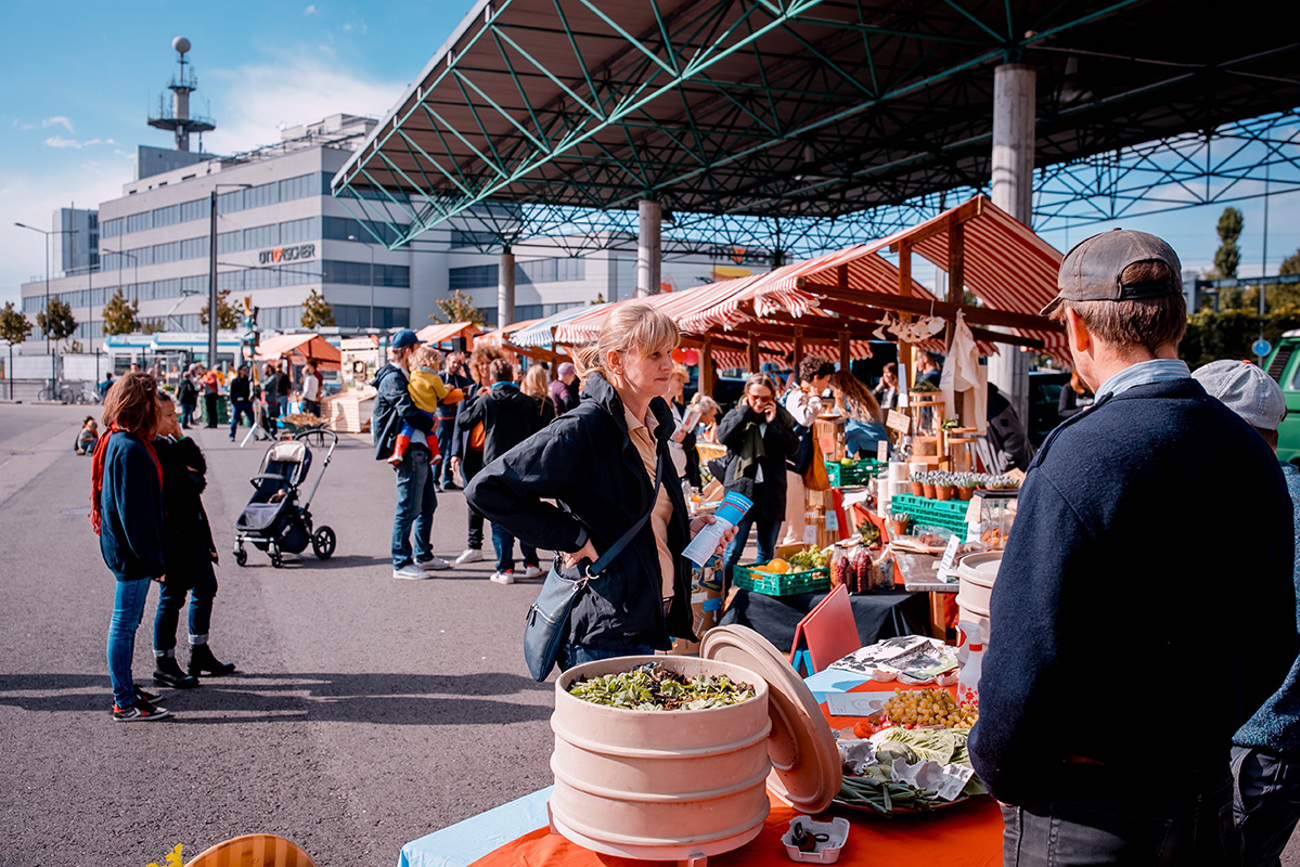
left=112, top=697, right=171, bottom=722
left=134, top=685, right=161, bottom=703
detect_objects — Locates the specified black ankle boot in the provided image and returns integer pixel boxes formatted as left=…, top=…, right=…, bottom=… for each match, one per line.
left=188, top=644, right=236, bottom=677
left=153, top=655, right=199, bottom=689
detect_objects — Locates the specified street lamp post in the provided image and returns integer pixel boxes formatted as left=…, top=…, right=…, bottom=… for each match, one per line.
left=15, top=222, right=77, bottom=396
left=209, top=183, right=251, bottom=368
left=347, top=234, right=377, bottom=328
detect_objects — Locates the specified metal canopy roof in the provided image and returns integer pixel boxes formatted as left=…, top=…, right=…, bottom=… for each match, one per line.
left=335, top=0, right=1300, bottom=250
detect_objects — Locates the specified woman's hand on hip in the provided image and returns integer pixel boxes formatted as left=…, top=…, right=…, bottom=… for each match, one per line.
left=563, top=540, right=599, bottom=571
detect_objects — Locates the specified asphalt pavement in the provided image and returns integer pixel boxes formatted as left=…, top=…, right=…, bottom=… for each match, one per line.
left=3, top=403, right=1299, bottom=867
left=0, top=404, right=557, bottom=867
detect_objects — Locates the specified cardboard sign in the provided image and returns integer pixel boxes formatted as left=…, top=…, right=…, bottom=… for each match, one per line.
left=802, top=524, right=818, bottom=545
left=876, top=440, right=889, bottom=463
left=886, top=409, right=911, bottom=434
left=937, top=534, right=961, bottom=581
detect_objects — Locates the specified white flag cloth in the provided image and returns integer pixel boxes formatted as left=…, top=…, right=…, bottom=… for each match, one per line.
left=940, top=310, right=984, bottom=429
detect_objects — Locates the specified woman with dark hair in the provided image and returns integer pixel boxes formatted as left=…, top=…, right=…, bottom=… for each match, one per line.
left=873, top=362, right=899, bottom=411
left=781, top=357, right=834, bottom=546
left=717, top=372, right=800, bottom=585
left=150, top=392, right=235, bottom=689
left=830, top=370, right=889, bottom=458
left=1058, top=369, right=1095, bottom=420
left=449, top=343, right=504, bottom=565
left=92, top=371, right=170, bottom=721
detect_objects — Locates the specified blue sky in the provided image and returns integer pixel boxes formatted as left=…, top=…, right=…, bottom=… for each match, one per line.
left=3, top=0, right=1299, bottom=310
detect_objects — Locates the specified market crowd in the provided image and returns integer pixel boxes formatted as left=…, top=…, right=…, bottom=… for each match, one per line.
left=87, top=228, right=1300, bottom=866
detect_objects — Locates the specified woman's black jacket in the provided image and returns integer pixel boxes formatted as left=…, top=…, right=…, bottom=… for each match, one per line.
left=465, top=372, right=693, bottom=650
left=716, top=403, right=800, bottom=522
left=154, top=436, right=216, bottom=586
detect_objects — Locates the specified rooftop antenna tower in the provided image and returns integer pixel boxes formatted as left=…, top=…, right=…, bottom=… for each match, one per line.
left=148, top=36, right=215, bottom=152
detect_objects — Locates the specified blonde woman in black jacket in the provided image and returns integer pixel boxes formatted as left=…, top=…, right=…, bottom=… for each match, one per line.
left=467, top=303, right=732, bottom=669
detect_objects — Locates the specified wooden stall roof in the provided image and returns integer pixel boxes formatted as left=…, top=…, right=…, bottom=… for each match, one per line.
left=256, top=333, right=342, bottom=370
left=416, top=321, right=483, bottom=346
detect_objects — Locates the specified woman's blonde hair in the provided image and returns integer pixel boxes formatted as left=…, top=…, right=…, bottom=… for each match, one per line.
left=574, top=302, right=679, bottom=379
left=669, top=363, right=690, bottom=383
left=521, top=364, right=550, bottom=399
left=830, top=371, right=883, bottom=423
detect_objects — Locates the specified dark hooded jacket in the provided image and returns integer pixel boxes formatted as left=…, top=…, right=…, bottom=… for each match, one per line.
left=371, top=363, right=435, bottom=461
left=153, top=435, right=217, bottom=583
left=465, top=371, right=693, bottom=650
left=716, top=401, right=800, bottom=522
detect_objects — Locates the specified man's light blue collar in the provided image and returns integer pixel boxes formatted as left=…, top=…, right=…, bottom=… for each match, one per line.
left=1094, top=358, right=1191, bottom=400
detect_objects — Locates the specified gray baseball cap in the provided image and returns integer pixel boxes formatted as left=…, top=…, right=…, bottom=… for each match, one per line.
left=1192, top=359, right=1286, bottom=431
left=1042, top=229, right=1183, bottom=316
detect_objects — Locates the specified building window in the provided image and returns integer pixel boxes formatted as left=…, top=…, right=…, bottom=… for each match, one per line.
left=449, top=264, right=498, bottom=291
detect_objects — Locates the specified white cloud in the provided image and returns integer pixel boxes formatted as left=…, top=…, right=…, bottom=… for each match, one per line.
left=42, top=136, right=116, bottom=149
left=302, top=4, right=318, bottom=14
left=202, top=52, right=400, bottom=155
left=41, top=116, right=74, bottom=132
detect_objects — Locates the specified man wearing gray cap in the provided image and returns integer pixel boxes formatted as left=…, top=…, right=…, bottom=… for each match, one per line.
left=1195, top=359, right=1300, bottom=867
left=969, top=230, right=1296, bottom=865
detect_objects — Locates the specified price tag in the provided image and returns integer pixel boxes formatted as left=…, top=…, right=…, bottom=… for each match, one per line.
left=877, top=440, right=889, bottom=463
left=886, top=409, right=911, bottom=434
left=937, top=534, right=961, bottom=581
left=803, top=525, right=818, bottom=545
left=826, top=511, right=838, bottom=532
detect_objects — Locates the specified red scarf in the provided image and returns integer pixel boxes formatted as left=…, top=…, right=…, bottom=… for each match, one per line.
left=90, top=426, right=164, bottom=535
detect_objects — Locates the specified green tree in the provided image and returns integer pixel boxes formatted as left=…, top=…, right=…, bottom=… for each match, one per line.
left=430, top=290, right=487, bottom=327
left=100, top=289, right=140, bottom=335
left=199, top=289, right=240, bottom=329
left=1214, top=207, right=1243, bottom=280
left=300, top=288, right=336, bottom=328
left=141, top=319, right=165, bottom=335
left=1, top=302, right=33, bottom=395
left=36, top=298, right=77, bottom=348
left=1181, top=305, right=1300, bottom=369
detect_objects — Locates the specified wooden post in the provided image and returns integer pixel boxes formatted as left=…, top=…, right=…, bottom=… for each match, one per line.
left=838, top=332, right=850, bottom=371
left=701, top=336, right=714, bottom=395
left=793, top=327, right=804, bottom=371
left=897, top=240, right=914, bottom=389
left=747, top=335, right=760, bottom=373
left=944, top=220, right=965, bottom=348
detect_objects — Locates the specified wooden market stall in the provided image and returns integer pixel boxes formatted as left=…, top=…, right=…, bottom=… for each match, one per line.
left=415, top=321, right=482, bottom=348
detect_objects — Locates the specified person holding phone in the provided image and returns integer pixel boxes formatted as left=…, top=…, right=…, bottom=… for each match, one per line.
left=717, top=372, right=800, bottom=586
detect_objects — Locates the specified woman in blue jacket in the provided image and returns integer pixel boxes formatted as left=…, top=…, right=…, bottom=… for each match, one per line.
left=91, top=371, right=170, bottom=722
left=467, top=303, right=732, bottom=668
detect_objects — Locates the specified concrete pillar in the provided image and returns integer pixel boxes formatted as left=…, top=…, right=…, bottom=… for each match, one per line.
left=497, top=248, right=515, bottom=329
left=636, top=199, right=661, bottom=297
left=988, top=63, right=1036, bottom=431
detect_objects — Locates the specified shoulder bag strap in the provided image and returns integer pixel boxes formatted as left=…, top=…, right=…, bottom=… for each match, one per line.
left=586, top=454, right=663, bottom=578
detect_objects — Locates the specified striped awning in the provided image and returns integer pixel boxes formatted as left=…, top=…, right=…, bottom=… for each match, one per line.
left=677, top=196, right=1068, bottom=361
left=553, top=279, right=765, bottom=346
left=416, top=321, right=483, bottom=346
left=512, top=304, right=608, bottom=348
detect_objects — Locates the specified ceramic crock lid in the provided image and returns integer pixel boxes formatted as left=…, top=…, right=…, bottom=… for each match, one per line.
left=700, top=625, right=840, bottom=814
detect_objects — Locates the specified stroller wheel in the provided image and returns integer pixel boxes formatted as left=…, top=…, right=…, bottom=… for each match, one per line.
left=234, top=548, right=248, bottom=567
left=312, top=526, right=336, bottom=560
left=270, top=552, right=283, bottom=568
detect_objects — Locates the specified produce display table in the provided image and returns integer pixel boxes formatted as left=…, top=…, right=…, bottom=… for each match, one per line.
left=717, top=588, right=923, bottom=653
left=893, top=550, right=957, bottom=639
left=399, top=670, right=1003, bottom=867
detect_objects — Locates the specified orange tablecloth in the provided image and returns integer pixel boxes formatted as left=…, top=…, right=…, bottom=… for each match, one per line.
left=469, top=679, right=1002, bottom=867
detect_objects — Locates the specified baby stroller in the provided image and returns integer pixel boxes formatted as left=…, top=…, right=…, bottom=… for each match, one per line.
left=234, top=429, right=337, bottom=568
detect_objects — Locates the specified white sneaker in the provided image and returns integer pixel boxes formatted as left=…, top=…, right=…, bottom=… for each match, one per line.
left=417, top=556, right=451, bottom=571
left=522, top=565, right=544, bottom=579
left=490, top=570, right=515, bottom=585
left=453, top=548, right=484, bottom=565
left=393, top=564, right=430, bottom=580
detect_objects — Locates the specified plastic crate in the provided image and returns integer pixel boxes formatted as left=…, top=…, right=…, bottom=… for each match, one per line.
left=733, top=564, right=831, bottom=596
left=825, top=459, right=883, bottom=486
left=888, top=493, right=971, bottom=540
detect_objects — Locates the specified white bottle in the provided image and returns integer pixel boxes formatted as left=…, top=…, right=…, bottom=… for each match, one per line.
left=957, top=636, right=983, bottom=707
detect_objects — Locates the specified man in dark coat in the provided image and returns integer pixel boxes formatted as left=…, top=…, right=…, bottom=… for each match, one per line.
left=455, top=358, right=547, bottom=583
left=968, top=230, right=1296, bottom=865
left=371, top=330, right=448, bottom=580
left=227, top=365, right=254, bottom=441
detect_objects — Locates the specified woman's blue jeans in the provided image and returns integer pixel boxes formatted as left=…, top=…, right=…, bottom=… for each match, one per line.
left=490, top=522, right=538, bottom=572
left=107, top=577, right=154, bottom=708
left=154, top=557, right=218, bottom=651
left=722, top=509, right=782, bottom=586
